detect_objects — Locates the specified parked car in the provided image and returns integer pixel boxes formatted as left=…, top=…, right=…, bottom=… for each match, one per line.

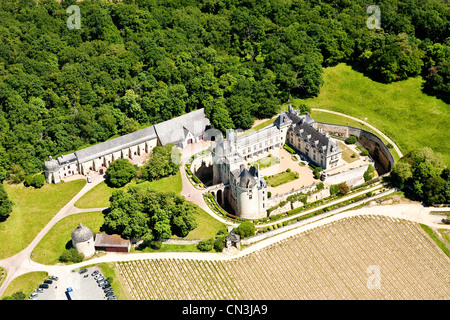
left=79, top=268, right=88, bottom=274
left=98, top=281, right=107, bottom=287
left=44, top=280, right=53, bottom=284
left=104, top=287, right=113, bottom=293
left=94, top=274, right=103, bottom=280
left=91, top=270, right=99, bottom=276
left=107, top=295, right=117, bottom=300
left=96, top=276, right=105, bottom=282
left=49, top=276, right=58, bottom=281
left=105, top=291, right=115, bottom=297
left=87, top=176, right=92, bottom=183
left=29, top=292, right=38, bottom=299
left=101, top=283, right=111, bottom=289
left=35, top=288, right=43, bottom=293
left=39, top=284, right=49, bottom=289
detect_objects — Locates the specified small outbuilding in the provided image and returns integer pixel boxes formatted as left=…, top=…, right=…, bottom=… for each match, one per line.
left=71, top=223, right=95, bottom=258
left=94, top=234, right=131, bottom=253
left=226, top=233, right=241, bottom=250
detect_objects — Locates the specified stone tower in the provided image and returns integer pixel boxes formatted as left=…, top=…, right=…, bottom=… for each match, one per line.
left=71, top=223, right=95, bottom=259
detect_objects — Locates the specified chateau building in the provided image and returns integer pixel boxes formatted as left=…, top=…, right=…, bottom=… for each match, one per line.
left=211, top=106, right=342, bottom=220
left=44, top=108, right=210, bottom=184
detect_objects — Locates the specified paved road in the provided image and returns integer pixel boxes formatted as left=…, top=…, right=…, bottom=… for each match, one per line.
left=0, top=174, right=106, bottom=297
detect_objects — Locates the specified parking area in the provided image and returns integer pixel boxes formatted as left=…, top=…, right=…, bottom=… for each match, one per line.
left=29, top=267, right=117, bottom=300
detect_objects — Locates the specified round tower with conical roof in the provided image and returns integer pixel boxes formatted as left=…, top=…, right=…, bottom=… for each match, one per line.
left=71, top=223, right=95, bottom=258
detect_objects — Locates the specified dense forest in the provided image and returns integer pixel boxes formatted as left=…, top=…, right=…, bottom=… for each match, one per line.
left=0, top=0, right=448, bottom=180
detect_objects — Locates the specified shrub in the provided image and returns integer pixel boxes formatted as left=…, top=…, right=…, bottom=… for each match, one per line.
left=150, top=240, right=162, bottom=250
left=316, top=182, right=324, bottom=190
left=286, top=168, right=291, bottom=172
left=105, top=158, right=137, bottom=188
left=361, top=149, right=370, bottom=156
left=59, top=248, right=84, bottom=263
left=330, top=184, right=339, bottom=195
left=338, top=183, right=350, bottom=195
left=197, top=239, right=214, bottom=251
left=214, top=237, right=226, bottom=252
left=234, top=221, right=256, bottom=238
left=283, top=143, right=296, bottom=154
left=32, top=174, right=45, bottom=188
left=345, top=135, right=357, bottom=144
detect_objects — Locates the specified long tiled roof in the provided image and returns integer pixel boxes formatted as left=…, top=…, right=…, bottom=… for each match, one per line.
left=74, top=125, right=157, bottom=164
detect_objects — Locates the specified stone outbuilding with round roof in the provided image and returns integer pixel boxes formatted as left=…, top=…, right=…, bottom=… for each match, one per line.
left=71, top=223, right=95, bottom=258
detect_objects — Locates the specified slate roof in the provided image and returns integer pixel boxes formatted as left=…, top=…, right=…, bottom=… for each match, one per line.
left=71, top=223, right=93, bottom=243
left=292, top=119, right=341, bottom=156
left=74, top=125, right=157, bottom=164
left=153, top=108, right=210, bottom=146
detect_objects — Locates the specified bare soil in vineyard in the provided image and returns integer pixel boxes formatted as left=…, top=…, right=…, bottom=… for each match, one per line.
left=117, top=215, right=450, bottom=300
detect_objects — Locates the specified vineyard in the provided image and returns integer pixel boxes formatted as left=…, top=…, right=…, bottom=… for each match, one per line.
left=117, top=216, right=450, bottom=299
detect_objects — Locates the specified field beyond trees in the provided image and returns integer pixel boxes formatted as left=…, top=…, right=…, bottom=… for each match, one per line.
left=292, top=63, right=450, bottom=166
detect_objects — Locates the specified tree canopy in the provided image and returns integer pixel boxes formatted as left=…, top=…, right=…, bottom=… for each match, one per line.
left=391, top=147, right=449, bottom=205
left=102, top=188, right=199, bottom=243
left=0, top=0, right=448, bottom=183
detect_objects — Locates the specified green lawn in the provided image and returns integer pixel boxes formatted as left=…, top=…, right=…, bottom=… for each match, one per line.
left=288, top=63, right=450, bottom=166
left=338, top=141, right=360, bottom=163
left=0, top=179, right=86, bottom=260
left=1, top=271, right=48, bottom=300
left=266, top=171, right=298, bottom=187
left=74, top=171, right=182, bottom=209
left=179, top=208, right=226, bottom=239
left=31, top=211, right=104, bottom=265
left=252, top=155, right=278, bottom=169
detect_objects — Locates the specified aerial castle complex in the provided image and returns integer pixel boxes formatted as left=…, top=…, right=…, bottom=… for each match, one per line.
left=45, top=105, right=347, bottom=221
left=211, top=106, right=342, bottom=220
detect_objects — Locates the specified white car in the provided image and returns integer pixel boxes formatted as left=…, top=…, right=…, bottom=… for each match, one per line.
left=94, top=274, right=103, bottom=280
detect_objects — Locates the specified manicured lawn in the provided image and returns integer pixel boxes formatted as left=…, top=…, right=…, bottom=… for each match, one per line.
left=338, top=141, right=360, bottom=163
left=74, top=171, right=182, bottom=209
left=181, top=208, right=226, bottom=239
left=1, top=271, right=48, bottom=300
left=252, top=155, right=278, bottom=169
left=31, top=211, right=104, bottom=265
left=288, top=63, right=450, bottom=165
left=0, top=179, right=86, bottom=260
left=266, top=171, right=298, bottom=187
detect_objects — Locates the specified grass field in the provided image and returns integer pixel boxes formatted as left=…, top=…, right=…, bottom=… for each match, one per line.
left=74, top=172, right=182, bottom=209
left=0, top=271, right=48, bottom=299
left=0, top=180, right=86, bottom=260
left=288, top=63, right=450, bottom=165
left=266, top=171, right=298, bottom=187
left=31, top=211, right=104, bottom=265
left=338, top=141, right=360, bottom=163
left=252, top=155, right=278, bottom=169
left=117, top=216, right=450, bottom=300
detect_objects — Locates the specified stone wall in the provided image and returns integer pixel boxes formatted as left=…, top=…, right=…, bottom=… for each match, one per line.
left=323, top=164, right=369, bottom=187
left=314, top=122, right=395, bottom=174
